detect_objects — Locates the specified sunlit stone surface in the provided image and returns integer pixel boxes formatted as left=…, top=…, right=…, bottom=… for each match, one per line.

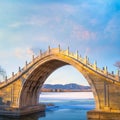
left=0, top=47, right=120, bottom=119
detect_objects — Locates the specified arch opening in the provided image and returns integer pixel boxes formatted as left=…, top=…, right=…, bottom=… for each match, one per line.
left=40, top=65, right=95, bottom=120
left=19, top=56, right=99, bottom=111
left=44, top=65, right=89, bottom=86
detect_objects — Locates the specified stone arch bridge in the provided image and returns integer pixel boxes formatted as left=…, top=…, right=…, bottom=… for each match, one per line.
left=0, top=47, right=120, bottom=119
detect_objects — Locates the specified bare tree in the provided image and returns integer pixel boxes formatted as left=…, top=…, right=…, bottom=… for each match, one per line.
left=114, top=61, right=120, bottom=69
left=0, top=66, right=6, bottom=82
left=114, top=61, right=120, bottom=76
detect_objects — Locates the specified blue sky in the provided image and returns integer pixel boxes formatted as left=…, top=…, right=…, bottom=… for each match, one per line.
left=0, top=0, right=120, bottom=85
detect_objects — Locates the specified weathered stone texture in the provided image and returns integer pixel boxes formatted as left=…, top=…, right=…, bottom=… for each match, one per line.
left=0, top=48, right=120, bottom=118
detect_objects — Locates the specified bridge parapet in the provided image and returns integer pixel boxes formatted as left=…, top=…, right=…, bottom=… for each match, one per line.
left=0, top=47, right=120, bottom=88
left=59, top=48, right=118, bottom=81
left=1, top=47, right=120, bottom=118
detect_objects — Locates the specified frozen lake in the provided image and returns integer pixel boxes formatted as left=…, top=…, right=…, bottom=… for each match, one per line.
left=39, top=92, right=95, bottom=120
left=0, top=92, right=95, bottom=120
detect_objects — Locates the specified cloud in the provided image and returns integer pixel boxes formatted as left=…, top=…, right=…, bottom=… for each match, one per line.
left=8, top=22, right=22, bottom=28
left=14, top=47, right=34, bottom=59
left=71, top=24, right=96, bottom=41
left=14, top=48, right=25, bottom=59
left=62, top=4, right=76, bottom=13
left=26, top=48, right=34, bottom=55
left=0, top=50, right=12, bottom=58
left=104, top=11, right=120, bottom=41
left=8, top=17, right=56, bottom=29
left=8, top=3, right=77, bottom=29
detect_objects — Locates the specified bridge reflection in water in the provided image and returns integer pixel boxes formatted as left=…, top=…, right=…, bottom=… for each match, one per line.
left=0, top=46, right=120, bottom=120
left=0, top=112, right=45, bottom=120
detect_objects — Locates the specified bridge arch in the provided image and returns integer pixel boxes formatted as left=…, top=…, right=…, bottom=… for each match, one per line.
left=19, top=53, right=99, bottom=109
left=1, top=48, right=120, bottom=119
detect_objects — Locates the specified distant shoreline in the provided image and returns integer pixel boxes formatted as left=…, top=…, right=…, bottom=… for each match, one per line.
left=42, top=83, right=91, bottom=92
left=41, top=88, right=92, bottom=92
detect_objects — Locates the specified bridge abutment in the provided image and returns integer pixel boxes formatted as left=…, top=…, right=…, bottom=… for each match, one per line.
left=0, top=104, right=45, bottom=116
left=87, top=110, right=120, bottom=120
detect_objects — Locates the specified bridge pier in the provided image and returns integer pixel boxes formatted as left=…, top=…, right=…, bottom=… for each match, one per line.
left=87, top=110, right=120, bottom=120
left=0, top=104, right=45, bottom=116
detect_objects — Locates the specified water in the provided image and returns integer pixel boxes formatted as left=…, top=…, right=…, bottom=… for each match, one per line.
left=0, top=92, right=95, bottom=120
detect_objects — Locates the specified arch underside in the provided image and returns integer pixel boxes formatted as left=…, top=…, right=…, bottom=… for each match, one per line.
left=20, top=60, right=67, bottom=107
left=20, top=56, right=99, bottom=109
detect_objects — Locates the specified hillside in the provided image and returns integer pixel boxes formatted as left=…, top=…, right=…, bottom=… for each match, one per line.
left=41, top=83, right=91, bottom=92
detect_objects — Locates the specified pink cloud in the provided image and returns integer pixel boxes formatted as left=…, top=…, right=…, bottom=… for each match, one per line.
left=14, top=48, right=34, bottom=59
left=8, top=22, right=22, bottom=28
left=71, top=24, right=96, bottom=41
left=26, top=48, right=34, bottom=55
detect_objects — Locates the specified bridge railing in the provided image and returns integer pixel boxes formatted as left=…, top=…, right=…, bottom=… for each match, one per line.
left=59, top=49, right=118, bottom=81
left=0, top=47, right=120, bottom=88
left=25, top=47, right=119, bottom=82
left=0, top=48, right=57, bottom=87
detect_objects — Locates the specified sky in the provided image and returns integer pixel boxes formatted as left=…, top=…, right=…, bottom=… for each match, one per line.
left=0, top=0, right=120, bottom=85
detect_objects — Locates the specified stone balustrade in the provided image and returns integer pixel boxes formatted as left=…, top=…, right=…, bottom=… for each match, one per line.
left=0, top=46, right=119, bottom=88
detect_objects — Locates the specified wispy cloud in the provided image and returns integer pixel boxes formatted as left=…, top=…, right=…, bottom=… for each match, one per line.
left=8, top=18, right=49, bottom=28
left=8, top=22, right=22, bottom=28
left=14, top=47, right=34, bottom=59
left=71, top=24, right=96, bottom=41
left=104, top=11, right=120, bottom=41
left=8, top=3, right=77, bottom=28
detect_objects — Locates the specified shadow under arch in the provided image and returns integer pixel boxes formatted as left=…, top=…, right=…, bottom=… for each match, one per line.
left=19, top=54, right=100, bottom=110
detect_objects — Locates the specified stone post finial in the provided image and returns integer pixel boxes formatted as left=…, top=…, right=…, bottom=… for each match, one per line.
left=103, top=67, right=104, bottom=70
left=104, top=66, right=108, bottom=75
left=87, top=57, right=89, bottom=63
left=26, top=61, right=27, bottom=67
left=116, top=70, right=120, bottom=81
left=116, top=69, right=119, bottom=75
left=40, top=49, right=42, bottom=56
left=76, top=50, right=78, bottom=59
left=58, top=44, right=60, bottom=52
left=105, top=66, right=108, bottom=71
left=5, top=76, right=7, bottom=83
left=94, top=61, right=97, bottom=65
left=67, top=46, right=69, bottom=55
left=32, top=55, right=34, bottom=61
left=84, top=56, right=88, bottom=64
left=48, top=45, right=50, bottom=53
left=19, top=66, right=21, bottom=72
left=112, top=71, right=114, bottom=75
left=5, top=76, right=7, bottom=81
left=94, top=61, right=97, bottom=70
left=118, top=70, right=120, bottom=81
left=12, top=72, right=14, bottom=77
left=118, top=70, right=120, bottom=76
